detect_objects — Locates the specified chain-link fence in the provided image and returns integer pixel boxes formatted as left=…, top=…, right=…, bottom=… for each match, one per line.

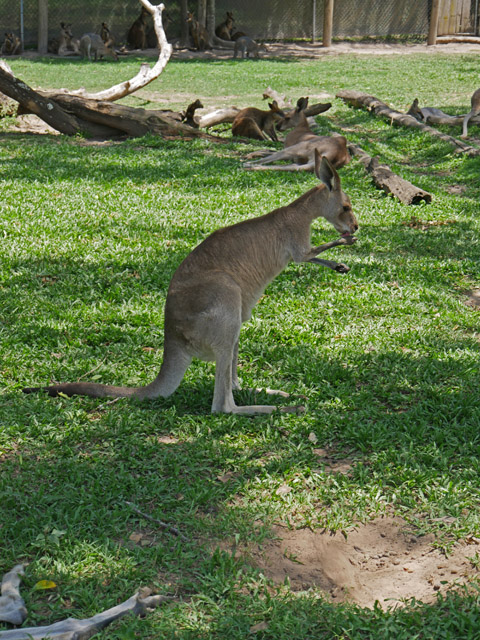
left=0, top=0, right=478, bottom=50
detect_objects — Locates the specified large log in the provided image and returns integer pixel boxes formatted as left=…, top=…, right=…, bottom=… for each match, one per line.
left=347, top=141, right=432, bottom=205
left=336, top=89, right=480, bottom=157
left=0, top=67, right=115, bottom=137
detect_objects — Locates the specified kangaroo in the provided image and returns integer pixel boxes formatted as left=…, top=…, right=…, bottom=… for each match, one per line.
left=181, top=99, right=204, bottom=128
left=57, top=22, right=80, bottom=55
left=215, top=11, right=234, bottom=40
left=23, top=154, right=358, bottom=415
left=127, top=7, right=149, bottom=49
left=461, top=88, right=480, bottom=138
left=79, top=33, right=118, bottom=61
left=407, top=98, right=454, bottom=123
left=186, top=12, right=211, bottom=51
left=232, top=101, right=285, bottom=141
left=1, top=32, right=21, bottom=55
left=100, top=22, right=112, bottom=43
left=233, top=36, right=267, bottom=59
left=245, top=98, right=350, bottom=171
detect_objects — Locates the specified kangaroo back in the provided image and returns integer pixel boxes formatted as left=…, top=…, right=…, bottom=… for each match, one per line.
left=232, top=101, right=284, bottom=141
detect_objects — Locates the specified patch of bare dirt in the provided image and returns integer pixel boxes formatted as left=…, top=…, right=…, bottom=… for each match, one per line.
left=465, top=289, right=480, bottom=308
left=243, top=517, right=480, bottom=609
left=169, top=39, right=480, bottom=61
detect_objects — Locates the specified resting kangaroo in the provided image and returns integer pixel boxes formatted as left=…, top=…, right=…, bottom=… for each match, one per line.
left=245, top=97, right=350, bottom=171
left=79, top=33, right=118, bottom=61
left=215, top=11, right=234, bottom=40
left=232, top=101, right=285, bottom=141
left=461, top=88, right=480, bottom=138
left=407, top=98, right=454, bottom=123
left=23, top=153, right=358, bottom=415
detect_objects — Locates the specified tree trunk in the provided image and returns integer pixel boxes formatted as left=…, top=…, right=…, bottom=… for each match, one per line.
left=179, top=0, right=190, bottom=47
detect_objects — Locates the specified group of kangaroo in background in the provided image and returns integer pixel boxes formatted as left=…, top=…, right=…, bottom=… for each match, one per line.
left=1, top=8, right=266, bottom=62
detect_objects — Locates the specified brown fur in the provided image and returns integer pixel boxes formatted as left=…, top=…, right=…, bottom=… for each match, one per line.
left=246, top=97, right=350, bottom=170
left=57, top=22, right=80, bottom=55
left=215, top=11, right=234, bottom=40
left=232, top=101, right=285, bottom=141
left=186, top=12, right=211, bottom=51
left=461, top=88, right=480, bottom=138
left=1, top=32, right=21, bottom=55
left=23, top=154, right=358, bottom=415
left=127, top=7, right=149, bottom=49
left=181, top=99, right=204, bottom=128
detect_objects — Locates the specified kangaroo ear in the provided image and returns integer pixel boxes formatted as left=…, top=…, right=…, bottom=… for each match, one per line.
left=297, top=97, right=309, bottom=112
left=315, top=151, right=339, bottom=191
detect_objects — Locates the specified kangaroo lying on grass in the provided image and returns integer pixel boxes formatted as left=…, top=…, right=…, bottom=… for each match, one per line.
left=232, top=100, right=285, bottom=141
left=407, top=98, right=455, bottom=123
left=245, top=97, right=350, bottom=171
left=461, top=88, right=480, bottom=138
left=23, top=153, right=358, bottom=415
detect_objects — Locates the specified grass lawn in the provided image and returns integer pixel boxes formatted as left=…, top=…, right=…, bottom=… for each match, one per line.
left=1, top=49, right=480, bottom=638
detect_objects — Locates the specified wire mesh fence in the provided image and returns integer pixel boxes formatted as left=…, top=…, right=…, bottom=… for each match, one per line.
left=0, top=0, right=477, bottom=50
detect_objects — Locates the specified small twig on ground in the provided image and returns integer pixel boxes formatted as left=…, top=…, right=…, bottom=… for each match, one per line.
left=124, top=501, right=188, bottom=542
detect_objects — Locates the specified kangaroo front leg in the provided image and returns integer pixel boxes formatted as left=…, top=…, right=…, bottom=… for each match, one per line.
left=308, top=235, right=357, bottom=258
left=309, top=257, right=350, bottom=273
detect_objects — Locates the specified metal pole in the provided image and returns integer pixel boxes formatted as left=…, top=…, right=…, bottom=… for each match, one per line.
left=20, top=0, right=24, bottom=48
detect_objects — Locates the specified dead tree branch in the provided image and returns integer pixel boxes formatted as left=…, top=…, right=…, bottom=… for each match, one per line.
left=124, top=500, right=188, bottom=541
left=0, top=588, right=173, bottom=640
left=347, top=140, right=432, bottom=205
left=0, top=565, right=27, bottom=626
left=336, top=89, right=480, bottom=157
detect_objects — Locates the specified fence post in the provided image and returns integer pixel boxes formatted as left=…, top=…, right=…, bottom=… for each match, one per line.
left=427, top=0, right=441, bottom=45
left=312, top=0, right=316, bottom=43
left=323, top=0, right=334, bottom=47
left=38, top=0, right=48, bottom=53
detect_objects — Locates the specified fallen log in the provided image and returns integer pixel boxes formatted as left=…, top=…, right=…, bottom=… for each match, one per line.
left=347, top=141, right=432, bottom=205
left=336, top=89, right=480, bottom=157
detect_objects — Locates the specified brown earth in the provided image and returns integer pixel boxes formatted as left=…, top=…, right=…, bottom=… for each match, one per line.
left=241, top=517, right=480, bottom=609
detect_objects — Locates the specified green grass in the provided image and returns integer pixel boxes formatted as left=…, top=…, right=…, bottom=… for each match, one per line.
left=1, top=51, right=480, bottom=638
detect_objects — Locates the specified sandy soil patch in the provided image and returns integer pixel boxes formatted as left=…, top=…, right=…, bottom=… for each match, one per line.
left=243, top=517, right=480, bottom=609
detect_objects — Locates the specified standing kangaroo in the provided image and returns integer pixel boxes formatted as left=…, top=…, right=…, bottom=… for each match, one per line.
left=233, top=36, right=267, bottom=59
left=23, top=153, right=358, bottom=415
left=461, top=88, right=480, bottom=138
left=232, top=101, right=285, bottom=141
left=186, top=12, right=211, bottom=51
left=127, top=7, right=149, bottom=49
left=246, top=97, right=350, bottom=170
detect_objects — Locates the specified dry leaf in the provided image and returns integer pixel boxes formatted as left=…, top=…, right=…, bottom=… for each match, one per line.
left=34, top=580, right=57, bottom=590
left=250, top=621, right=269, bottom=633
left=308, top=432, right=318, bottom=443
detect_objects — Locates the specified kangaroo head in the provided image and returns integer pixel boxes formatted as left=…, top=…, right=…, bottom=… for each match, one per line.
left=315, top=151, right=358, bottom=237
left=277, top=97, right=309, bottom=132
left=268, top=101, right=285, bottom=121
